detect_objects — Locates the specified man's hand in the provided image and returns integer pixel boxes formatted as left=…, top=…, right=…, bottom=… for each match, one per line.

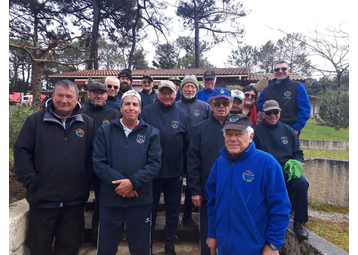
left=294, top=129, right=299, bottom=135
left=261, top=244, right=279, bottom=255
left=206, top=237, right=217, bottom=255
left=191, top=195, right=203, bottom=208
left=112, top=179, right=134, bottom=197
left=122, top=190, right=139, bottom=198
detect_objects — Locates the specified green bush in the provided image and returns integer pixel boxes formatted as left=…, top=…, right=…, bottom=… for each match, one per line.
left=9, top=105, right=36, bottom=155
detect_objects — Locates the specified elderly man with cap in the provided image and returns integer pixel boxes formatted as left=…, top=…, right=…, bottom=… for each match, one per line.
left=197, top=70, right=219, bottom=103
left=93, top=90, right=162, bottom=255
left=139, top=74, right=157, bottom=108
left=142, top=80, right=191, bottom=255
left=253, top=100, right=309, bottom=241
left=186, top=88, right=232, bottom=255
left=176, top=75, right=211, bottom=230
left=82, top=82, right=120, bottom=246
left=169, top=75, right=182, bottom=101
left=206, top=113, right=291, bottom=255
left=116, top=69, right=135, bottom=103
left=230, top=89, right=245, bottom=113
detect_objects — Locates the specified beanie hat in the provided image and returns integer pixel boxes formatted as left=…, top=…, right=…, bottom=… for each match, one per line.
left=180, top=75, right=199, bottom=91
left=118, top=69, right=132, bottom=82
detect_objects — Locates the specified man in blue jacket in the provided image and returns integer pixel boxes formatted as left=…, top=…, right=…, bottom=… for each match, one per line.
left=253, top=100, right=309, bottom=240
left=139, top=74, right=157, bottom=108
left=196, top=70, right=219, bottom=103
left=206, top=113, right=291, bottom=255
left=257, top=60, right=311, bottom=135
left=142, top=80, right=191, bottom=255
left=93, top=90, right=162, bottom=255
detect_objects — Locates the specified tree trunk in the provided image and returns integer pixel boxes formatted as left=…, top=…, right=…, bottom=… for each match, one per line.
left=127, top=1, right=141, bottom=70
left=88, top=0, right=99, bottom=70
left=194, top=2, right=200, bottom=68
left=31, top=61, right=44, bottom=111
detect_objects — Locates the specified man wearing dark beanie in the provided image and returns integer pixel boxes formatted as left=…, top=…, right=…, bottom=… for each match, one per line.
left=116, top=69, right=134, bottom=102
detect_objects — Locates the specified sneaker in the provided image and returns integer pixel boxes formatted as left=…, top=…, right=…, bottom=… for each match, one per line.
left=182, top=216, right=199, bottom=230
left=293, top=221, right=309, bottom=240
left=164, top=246, right=176, bottom=255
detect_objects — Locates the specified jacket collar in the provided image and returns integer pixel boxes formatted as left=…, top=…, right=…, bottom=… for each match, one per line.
left=220, top=141, right=255, bottom=162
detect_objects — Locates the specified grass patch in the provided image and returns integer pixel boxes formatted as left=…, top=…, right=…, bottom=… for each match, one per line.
left=300, top=119, right=349, bottom=141
left=306, top=203, right=349, bottom=252
left=303, top=149, right=349, bottom=160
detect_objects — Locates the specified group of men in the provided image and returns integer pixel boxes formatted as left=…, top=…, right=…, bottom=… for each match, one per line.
left=14, top=60, right=311, bottom=255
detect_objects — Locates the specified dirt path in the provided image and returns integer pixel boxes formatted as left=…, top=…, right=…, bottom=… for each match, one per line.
left=308, top=209, right=349, bottom=223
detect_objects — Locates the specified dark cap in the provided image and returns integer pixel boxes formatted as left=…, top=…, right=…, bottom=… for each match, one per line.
left=262, top=100, right=282, bottom=112
left=89, top=82, right=107, bottom=92
left=143, top=75, right=153, bottom=82
left=118, top=69, right=132, bottom=81
left=212, top=88, right=232, bottom=100
left=222, top=114, right=252, bottom=131
left=203, top=70, right=216, bottom=80
left=169, top=76, right=181, bottom=82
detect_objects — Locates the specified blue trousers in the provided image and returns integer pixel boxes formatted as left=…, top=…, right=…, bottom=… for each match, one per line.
left=284, top=174, right=309, bottom=223
left=97, top=204, right=152, bottom=255
left=152, top=176, right=183, bottom=248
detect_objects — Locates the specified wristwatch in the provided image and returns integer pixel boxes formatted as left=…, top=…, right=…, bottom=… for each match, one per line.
left=266, top=242, right=278, bottom=250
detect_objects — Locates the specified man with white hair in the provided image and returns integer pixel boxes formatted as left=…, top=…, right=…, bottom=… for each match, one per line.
left=93, top=90, right=162, bottom=255
left=206, top=113, right=291, bottom=255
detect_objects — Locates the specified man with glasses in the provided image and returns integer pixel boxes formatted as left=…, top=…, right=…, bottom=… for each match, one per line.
left=139, top=75, right=157, bottom=108
left=257, top=60, right=310, bottom=135
left=187, top=88, right=232, bottom=255
left=104, top=76, right=121, bottom=111
left=169, top=76, right=182, bottom=101
left=197, top=70, right=219, bottom=103
left=253, top=100, right=309, bottom=241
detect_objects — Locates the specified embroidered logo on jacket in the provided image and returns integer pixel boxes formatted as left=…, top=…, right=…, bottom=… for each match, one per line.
left=171, top=121, right=179, bottom=129
left=136, top=134, right=145, bottom=144
left=102, top=119, right=110, bottom=125
left=75, top=128, right=85, bottom=137
left=281, top=136, right=288, bottom=144
left=243, top=170, right=254, bottom=182
left=193, top=109, right=200, bottom=117
left=283, top=91, right=292, bottom=100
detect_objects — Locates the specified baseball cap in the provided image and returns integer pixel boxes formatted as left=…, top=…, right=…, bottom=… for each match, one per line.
left=158, top=80, right=176, bottom=92
left=203, top=70, right=216, bottom=80
left=89, top=82, right=107, bottom=92
left=222, top=114, right=252, bottom=131
left=211, top=88, right=232, bottom=100
left=121, top=90, right=141, bottom=104
left=169, top=76, right=181, bottom=82
left=143, top=75, right=153, bottom=82
left=231, top=90, right=244, bottom=102
left=262, top=100, right=282, bottom=112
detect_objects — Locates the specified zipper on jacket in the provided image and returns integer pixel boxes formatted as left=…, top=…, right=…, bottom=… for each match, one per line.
left=226, top=162, right=235, bottom=254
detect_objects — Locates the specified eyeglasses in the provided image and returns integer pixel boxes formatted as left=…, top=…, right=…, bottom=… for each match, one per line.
left=107, top=85, right=119, bottom=89
left=264, top=110, right=280, bottom=116
left=274, top=67, right=287, bottom=72
left=244, top=93, right=256, bottom=99
left=212, top=101, right=231, bottom=107
left=142, top=81, right=152, bottom=84
left=173, top=82, right=180, bottom=86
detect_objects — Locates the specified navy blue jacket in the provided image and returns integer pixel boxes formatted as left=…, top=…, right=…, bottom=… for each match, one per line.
left=105, top=96, right=121, bottom=112
left=257, top=76, right=310, bottom=132
left=93, top=117, right=162, bottom=207
left=187, top=113, right=225, bottom=200
left=141, top=101, right=190, bottom=178
left=253, top=120, right=303, bottom=167
left=82, top=102, right=119, bottom=129
left=14, top=99, right=97, bottom=206
left=139, top=90, right=158, bottom=108
left=176, top=96, right=211, bottom=127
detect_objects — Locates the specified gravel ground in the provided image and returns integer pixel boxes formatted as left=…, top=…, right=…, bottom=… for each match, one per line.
left=308, top=210, right=349, bottom=223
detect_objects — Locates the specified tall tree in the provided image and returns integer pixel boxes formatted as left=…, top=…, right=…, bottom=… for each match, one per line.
left=227, top=45, right=256, bottom=68
left=152, top=43, right=179, bottom=69
left=176, top=0, right=247, bottom=68
left=254, top=40, right=278, bottom=73
left=9, top=0, right=94, bottom=110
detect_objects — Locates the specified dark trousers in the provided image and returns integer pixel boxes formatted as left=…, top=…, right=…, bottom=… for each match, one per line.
left=91, top=175, right=100, bottom=241
left=284, top=173, right=309, bottom=223
left=199, top=200, right=211, bottom=255
left=183, top=176, right=194, bottom=218
left=97, top=204, right=152, bottom=255
left=152, top=176, right=183, bottom=248
left=26, top=204, right=84, bottom=255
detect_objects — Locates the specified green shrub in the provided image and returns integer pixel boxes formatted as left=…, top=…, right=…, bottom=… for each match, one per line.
left=9, top=105, right=36, bottom=153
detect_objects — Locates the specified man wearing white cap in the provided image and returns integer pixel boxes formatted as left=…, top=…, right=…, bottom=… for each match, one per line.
left=230, top=89, right=245, bottom=113
left=93, top=90, right=162, bottom=255
left=142, top=80, right=191, bottom=255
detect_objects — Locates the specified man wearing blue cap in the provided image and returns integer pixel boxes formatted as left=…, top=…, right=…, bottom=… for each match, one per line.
left=196, top=70, right=219, bottom=103
left=187, top=88, right=232, bottom=255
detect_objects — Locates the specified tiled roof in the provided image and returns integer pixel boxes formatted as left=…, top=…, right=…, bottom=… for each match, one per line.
left=244, top=73, right=306, bottom=81
left=49, top=67, right=251, bottom=78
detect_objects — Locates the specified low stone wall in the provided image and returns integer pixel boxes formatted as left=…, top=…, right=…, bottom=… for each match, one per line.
left=303, top=158, right=349, bottom=207
left=300, top=139, right=349, bottom=150
left=9, top=199, right=30, bottom=255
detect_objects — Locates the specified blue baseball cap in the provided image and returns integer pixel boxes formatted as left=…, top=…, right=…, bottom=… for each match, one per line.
left=211, top=88, right=232, bottom=100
